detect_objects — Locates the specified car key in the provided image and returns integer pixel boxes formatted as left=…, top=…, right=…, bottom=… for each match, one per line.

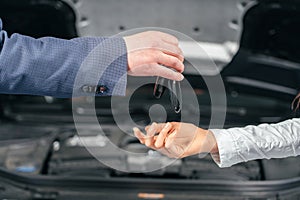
left=153, top=76, right=182, bottom=113
left=168, top=79, right=182, bottom=113
left=153, top=76, right=166, bottom=99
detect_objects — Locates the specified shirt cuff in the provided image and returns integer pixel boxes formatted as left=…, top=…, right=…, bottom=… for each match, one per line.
left=209, top=129, right=243, bottom=168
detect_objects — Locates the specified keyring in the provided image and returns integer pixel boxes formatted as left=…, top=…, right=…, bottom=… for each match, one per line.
left=168, top=79, right=182, bottom=114
left=153, top=76, right=182, bottom=114
left=153, top=76, right=166, bottom=99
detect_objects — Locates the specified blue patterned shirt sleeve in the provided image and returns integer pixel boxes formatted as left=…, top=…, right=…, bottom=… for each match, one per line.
left=0, top=18, right=128, bottom=98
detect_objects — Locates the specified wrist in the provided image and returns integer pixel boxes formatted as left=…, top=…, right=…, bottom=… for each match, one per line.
left=207, top=130, right=219, bottom=153
left=195, top=128, right=218, bottom=154
left=123, top=36, right=131, bottom=72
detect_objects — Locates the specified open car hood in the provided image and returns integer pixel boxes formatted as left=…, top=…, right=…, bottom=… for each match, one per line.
left=0, top=0, right=300, bottom=199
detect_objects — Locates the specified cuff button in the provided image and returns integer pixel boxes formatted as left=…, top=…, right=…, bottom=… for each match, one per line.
left=96, top=85, right=108, bottom=94
left=82, top=85, right=93, bottom=93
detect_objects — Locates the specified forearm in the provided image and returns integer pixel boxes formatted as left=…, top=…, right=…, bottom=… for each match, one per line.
left=209, top=118, right=300, bottom=168
left=0, top=20, right=127, bottom=97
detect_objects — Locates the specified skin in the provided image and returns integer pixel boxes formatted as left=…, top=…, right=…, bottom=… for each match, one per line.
left=126, top=32, right=218, bottom=158
left=124, top=31, right=185, bottom=81
left=134, top=122, right=219, bottom=159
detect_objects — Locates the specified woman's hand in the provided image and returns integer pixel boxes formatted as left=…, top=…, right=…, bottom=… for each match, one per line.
left=133, top=122, right=218, bottom=158
left=124, top=31, right=184, bottom=81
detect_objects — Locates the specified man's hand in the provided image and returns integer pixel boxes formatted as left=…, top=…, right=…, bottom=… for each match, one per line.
left=124, top=31, right=184, bottom=81
left=133, top=122, right=218, bottom=158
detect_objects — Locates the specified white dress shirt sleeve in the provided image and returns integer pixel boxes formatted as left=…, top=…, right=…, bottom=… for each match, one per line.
left=209, top=118, right=300, bottom=168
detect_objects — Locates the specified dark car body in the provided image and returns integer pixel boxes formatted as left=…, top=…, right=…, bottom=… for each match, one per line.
left=0, top=0, right=300, bottom=199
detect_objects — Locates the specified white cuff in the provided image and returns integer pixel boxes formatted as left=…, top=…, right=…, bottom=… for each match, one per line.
left=209, top=129, right=242, bottom=168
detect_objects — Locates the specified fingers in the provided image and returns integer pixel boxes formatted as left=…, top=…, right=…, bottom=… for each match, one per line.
left=126, top=50, right=184, bottom=80
left=157, top=53, right=184, bottom=73
left=146, top=123, right=168, bottom=133
left=145, top=123, right=157, bottom=146
left=156, top=43, right=184, bottom=62
left=134, top=122, right=177, bottom=151
left=145, top=122, right=168, bottom=147
left=150, top=32, right=181, bottom=60
left=125, top=31, right=185, bottom=80
left=154, top=64, right=184, bottom=81
left=145, top=126, right=149, bottom=131
left=155, top=122, right=173, bottom=148
left=133, top=126, right=158, bottom=150
left=145, top=122, right=158, bottom=137
left=165, top=130, right=177, bottom=149
left=133, top=127, right=146, bottom=144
